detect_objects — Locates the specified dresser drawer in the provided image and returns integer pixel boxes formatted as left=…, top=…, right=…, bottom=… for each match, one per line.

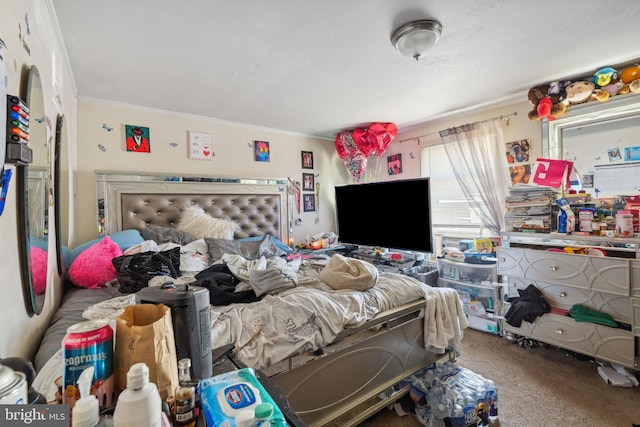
left=497, top=247, right=630, bottom=296
left=504, top=313, right=635, bottom=368
left=507, top=277, right=632, bottom=324
left=632, top=259, right=640, bottom=298
left=633, top=298, right=640, bottom=337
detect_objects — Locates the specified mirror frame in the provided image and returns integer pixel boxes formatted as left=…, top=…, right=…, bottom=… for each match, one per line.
left=542, top=94, right=640, bottom=166
left=54, top=114, right=65, bottom=275
left=18, top=64, right=48, bottom=316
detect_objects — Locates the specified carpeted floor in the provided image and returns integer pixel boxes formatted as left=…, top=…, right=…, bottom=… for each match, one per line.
left=361, top=328, right=640, bottom=427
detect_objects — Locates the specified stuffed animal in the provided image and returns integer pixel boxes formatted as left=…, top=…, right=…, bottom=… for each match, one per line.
left=527, top=84, right=567, bottom=121
left=618, top=64, right=640, bottom=95
left=565, top=81, right=595, bottom=105
left=592, top=67, right=617, bottom=88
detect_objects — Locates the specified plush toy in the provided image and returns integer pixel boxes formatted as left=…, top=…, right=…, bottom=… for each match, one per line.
left=527, top=83, right=567, bottom=121
left=618, top=64, right=640, bottom=95
left=565, top=81, right=595, bottom=105
left=592, top=67, right=617, bottom=87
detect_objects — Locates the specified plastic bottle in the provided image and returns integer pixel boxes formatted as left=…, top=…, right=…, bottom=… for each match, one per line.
left=450, top=403, right=466, bottom=427
left=174, top=358, right=196, bottom=427
left=72, top=366, right=110, bottom=427
left=113, top=363, right=162, bottom=427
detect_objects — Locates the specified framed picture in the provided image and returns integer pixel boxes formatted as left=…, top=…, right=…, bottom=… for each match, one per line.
left=125, top=125, right=150, bottom=153
left=188, top=130, right=214, bottom=160
left=303, top=194, right=315, bottom=212
left=387, top=153, right=402, bottom=175
left=509, top=163, right=532, bottom=185
left=301, top=151, right=314, bottom=169
left=607, top=147, right=622, bottom=161
left=505, top=139, right=531, bottom=164
left=302, top=173, right=314, bottom=191
left=254, top=140, right=270, bottom=162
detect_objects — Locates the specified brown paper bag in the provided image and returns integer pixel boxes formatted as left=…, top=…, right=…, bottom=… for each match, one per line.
left=115, top=304, right=179, bottom=402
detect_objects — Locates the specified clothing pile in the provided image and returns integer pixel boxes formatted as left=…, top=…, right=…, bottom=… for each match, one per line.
left=505, top=284, right=550, bottom=327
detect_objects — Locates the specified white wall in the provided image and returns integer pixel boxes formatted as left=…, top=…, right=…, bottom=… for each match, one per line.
left=73, top=99, right=349, bottom=246
left=0, top=0, right=77, bottom=359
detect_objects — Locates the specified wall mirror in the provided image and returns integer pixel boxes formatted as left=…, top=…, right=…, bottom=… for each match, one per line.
left=54, top=114, right=70, bottom=275
left=543, top=94, right=640, bottom=198
left=17, top=65, right=49, bottom=316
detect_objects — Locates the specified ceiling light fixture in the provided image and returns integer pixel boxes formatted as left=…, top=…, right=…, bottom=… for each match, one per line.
left=391, top=19, right=442, bottom=61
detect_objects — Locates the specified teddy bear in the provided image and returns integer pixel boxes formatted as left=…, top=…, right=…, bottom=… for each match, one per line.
left=527, top=83, right=567, bottom=121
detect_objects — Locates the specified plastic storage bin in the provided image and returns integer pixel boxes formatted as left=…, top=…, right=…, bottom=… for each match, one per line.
left=405, top=264, right=439, bottom=286
left=437, top=258, right=497, bottom=284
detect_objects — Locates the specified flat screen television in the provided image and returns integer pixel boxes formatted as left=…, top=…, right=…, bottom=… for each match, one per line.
left=334, top=178, right=434, bottom=253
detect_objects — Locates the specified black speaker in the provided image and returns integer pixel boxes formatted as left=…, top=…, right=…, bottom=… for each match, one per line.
left=136, top=284, right=212, bottom=380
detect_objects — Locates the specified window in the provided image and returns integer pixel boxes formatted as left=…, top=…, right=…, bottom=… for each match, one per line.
left=421, top=144, right=487, bottom=245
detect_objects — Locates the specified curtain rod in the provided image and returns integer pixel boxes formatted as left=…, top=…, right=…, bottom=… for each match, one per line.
left=398, top=111, right=518, bottom=143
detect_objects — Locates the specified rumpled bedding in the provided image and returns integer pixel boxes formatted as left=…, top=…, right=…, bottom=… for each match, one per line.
left=33, top=251, right=467, bottom=402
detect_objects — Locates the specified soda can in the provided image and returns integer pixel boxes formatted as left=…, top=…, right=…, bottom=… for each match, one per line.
left=62, top=319, right=114, bottom=410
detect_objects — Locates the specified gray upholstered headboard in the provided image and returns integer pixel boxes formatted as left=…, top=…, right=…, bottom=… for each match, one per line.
left=120, top=193, right=282, bottom=239
left=97, top=172, right=289, bottom=241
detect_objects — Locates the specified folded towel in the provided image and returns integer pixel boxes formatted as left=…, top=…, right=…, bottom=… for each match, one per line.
left=423, top=286, right=468, bottom=355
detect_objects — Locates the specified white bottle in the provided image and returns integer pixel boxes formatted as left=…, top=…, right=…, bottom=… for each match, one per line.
left=72, top=366, right=108, bottom=427
left=113, top=363, right=162, bottom=427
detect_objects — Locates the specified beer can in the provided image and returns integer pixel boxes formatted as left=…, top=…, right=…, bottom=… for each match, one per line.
left=62, top=319, right=114, bottom=410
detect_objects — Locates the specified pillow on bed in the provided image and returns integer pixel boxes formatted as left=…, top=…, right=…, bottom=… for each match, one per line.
left=319, top=254, right=378, bottom=291
left=31, top=246, right=48, bottom=295
left=68, top=235, right=123, bottom=289
left=177, top=206, right=239, bottom=240
left=205, top=237, right=263, bottom=262
left=142, top=225, right=195, bottom=245
left=249, top=263, right=299, bottom=296
left=69, top=229, right=144, bottom=265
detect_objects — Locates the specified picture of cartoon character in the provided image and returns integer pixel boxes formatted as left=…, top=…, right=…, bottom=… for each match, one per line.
left=125, top=125, right=150, bottom=152
left=254, top=140, right=270, bottom=162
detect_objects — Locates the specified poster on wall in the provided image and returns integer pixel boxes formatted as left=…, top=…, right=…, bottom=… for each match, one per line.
left=188, top=131, right=214, bottom=160
left=125, top=125, right=151, bottom=153
left=302, top=173, right=314, bottom=191
left=254, top=140, right=270, bottom=162
left=301, top=151, right=314, bottom=169
left=624, top=146, right=640, bottom=161
left=303, top=194, right=315, bottom=212
left=509, top=164, right=532, bottom=185
left=505, top=139, right=531, bottom=163
left=387, top=153, right=402, bottom=175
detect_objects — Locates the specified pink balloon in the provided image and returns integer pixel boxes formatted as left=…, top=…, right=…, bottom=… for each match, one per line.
left=369, top=122, right=398, bottom=156
left=335, top=130, right=359, bottom=160
left=352, top=127, right=375, bottom=157
left=335, top=132, right=349, bottom=160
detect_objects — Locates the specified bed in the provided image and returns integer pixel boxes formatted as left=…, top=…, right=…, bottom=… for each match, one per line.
left=33, top=175, right=468, bottom=426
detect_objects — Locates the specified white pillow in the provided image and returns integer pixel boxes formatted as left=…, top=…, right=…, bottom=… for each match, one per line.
left=177, top=206, right=239, bottom=240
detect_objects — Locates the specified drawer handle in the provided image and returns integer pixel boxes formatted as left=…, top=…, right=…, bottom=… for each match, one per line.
left=555, top=329, right=564, bottom=335
left=550, top=265, right=558, bottom=271
left=559, top=292, right=567, bottom=298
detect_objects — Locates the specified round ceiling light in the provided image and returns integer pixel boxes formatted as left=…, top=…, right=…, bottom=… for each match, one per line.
left=391, top=19, right=443, bottom=61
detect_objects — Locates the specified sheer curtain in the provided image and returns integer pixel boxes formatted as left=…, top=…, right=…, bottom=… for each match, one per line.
left=439, top=119, right=510, bottom=235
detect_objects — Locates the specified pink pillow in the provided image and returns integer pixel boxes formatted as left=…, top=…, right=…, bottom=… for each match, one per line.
left=30, top=246, right=48, bottom=295
left=68, top=235, right=123, bottom=289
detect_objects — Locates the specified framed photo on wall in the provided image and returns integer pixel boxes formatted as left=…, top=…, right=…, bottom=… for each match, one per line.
left=254, top=140, right=270, bottom=162
left=387, top=153, right=402, bottom=175
left=125, top=125, right=151, bottom=153
left=303, top=194, right=315, bottom=212
left=302, top=173, right=314, bottom=191
left=188, top=130, right=214, bottom=160
left=301, top=151, right=314, bottom=169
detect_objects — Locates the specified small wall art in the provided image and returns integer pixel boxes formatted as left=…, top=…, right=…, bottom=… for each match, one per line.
left=303, top=194, right=315, bottom=212
left=509, top=164, right=532, bottom=185
left=505, top=139, right=531, bottom=163
left=302, top=173, right=314, bottom=191
left=387, top=153, right=402, bottom=175
left=188, top=130, right=214, bottom=160
left=301, top=150, right=314, bottom=169
left=254, top=140, right=270, bottom=162
left=125, top=125, right=150, bottom=153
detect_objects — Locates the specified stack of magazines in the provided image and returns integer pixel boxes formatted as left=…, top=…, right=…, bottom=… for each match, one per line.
left=505, top=184, right=558, bottom=233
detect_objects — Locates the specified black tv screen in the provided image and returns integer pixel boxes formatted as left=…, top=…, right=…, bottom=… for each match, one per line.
left=334, top=178, right=434, bottom=253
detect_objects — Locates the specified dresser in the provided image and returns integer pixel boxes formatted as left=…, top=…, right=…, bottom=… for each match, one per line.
left=498, top=232, right=640, bottom=369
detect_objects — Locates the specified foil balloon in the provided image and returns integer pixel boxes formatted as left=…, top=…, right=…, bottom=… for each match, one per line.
left=344, top=153, right=368, bottom=182
left=368, top=122, right=398, bottom=156
left=335, top=130, right=359, bottom=160
left=352, top=127, right=375, bottom=157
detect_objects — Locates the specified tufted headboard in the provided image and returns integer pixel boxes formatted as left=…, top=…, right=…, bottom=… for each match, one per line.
left=120, top=193, right=282, bottom=239
left=97, top=172, right=290, bottom=241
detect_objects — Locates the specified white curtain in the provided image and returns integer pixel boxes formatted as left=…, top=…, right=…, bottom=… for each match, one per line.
left=439, top=119, right=510, bottom=235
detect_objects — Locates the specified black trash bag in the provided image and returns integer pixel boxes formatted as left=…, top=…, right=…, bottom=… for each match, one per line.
left=112, top=247, right=181, bottom=294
